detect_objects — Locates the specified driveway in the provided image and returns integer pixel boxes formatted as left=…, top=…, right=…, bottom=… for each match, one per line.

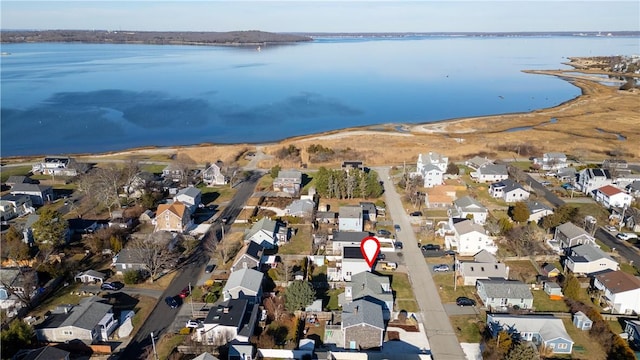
left=443, top=303, right=479, bottom=316
left=376, top=167, right=466, bottom=360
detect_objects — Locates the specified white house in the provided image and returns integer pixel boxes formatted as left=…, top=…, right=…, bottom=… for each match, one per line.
left=457, top=250, right=509, bottom=286
left=554, top=222, right=596, bottom=250
left=593, top=270, right=640, bottom=314
left=174, top=187, right=202, bottom=214
left=576, top=168, right=612, bottom=195
left=448, top=219, right=496, bottom=256
left=340, top=246, right=372, bottom=281
left=329, top=231, right=370, bottom=255
left=245, top=217, right=289, bottom=249
left=31, top=157, right=79, bottom=177
left=202, top=162, right=227, bottom=186
left=339, top=206, right=364, bottom=232
left=564, top=243, right=619, bottom=276
left=197, top=299, right=258, bottom=345
left=593, top=185, right=633, bottom=209
left=0, top=268, right=36, bottom=313
left=465, top=156, right=493, bottom=170
left=10, top=184, right=54, bottom=206
left=489, top=179, right=530, bottom=202
left=222, top=268, right=263, bottom=304
left=534, top=152, right=568, bottom=171
left=273, top=170, right=302, bottom=196
left=487, top=314, right=574, bottom=354
left=476, top=279, right=534, bottom=311
left=449, top=196, right=488, bottom=225
left=415, top=151, right=447, bottom=188
left=0, top=195, right=34, bottom=221
left=285, top=199, right=315, bottom=218
left=471, top=164, right=509, bottom=183
left=527, top=201, right=554, bottom=223
left=35, top=297, right=117, bottom=343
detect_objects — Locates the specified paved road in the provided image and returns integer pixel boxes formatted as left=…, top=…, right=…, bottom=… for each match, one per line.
left=596, top=228, right=640, bottom=266
left=500, top=161, right=565, bottom=207
left=376, top=167, right=466, bottom=360
left=118, top=171, right=262, bottom=359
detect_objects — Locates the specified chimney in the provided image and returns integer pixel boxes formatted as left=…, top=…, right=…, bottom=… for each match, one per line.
left=223, top=307, right=229, bottom=314
left=354, top=305, right=359, bottom=314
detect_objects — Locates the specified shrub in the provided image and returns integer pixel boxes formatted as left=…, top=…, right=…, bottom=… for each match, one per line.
left=123, top=270, right=143, bottom=284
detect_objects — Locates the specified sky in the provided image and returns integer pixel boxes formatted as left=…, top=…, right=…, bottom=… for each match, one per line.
left=1, top=1, right=639, bottom=33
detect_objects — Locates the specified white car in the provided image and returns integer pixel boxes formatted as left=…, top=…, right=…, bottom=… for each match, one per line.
left=617, top=233, right=638, bottom=241
left=604, top=225, right=618, bottom=232
left=185, top=320, right=202, bottom=328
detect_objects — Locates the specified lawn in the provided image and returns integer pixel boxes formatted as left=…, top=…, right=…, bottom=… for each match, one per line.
left=450, top=314, right=484, bottom=343
left=431, top=273, right=477, bottom=303
left=140, top=164, right=167, bottom=174
left=0, top=165, right=33, bottom=182
left=255, top=175, right=274, bottom=192
left=620, top=262, right=640, bottom=276
left=130, top=295, right=158, bottom=331
left=562, top=317, right=607, bottom=359
left=379, top=271, right=419, bottom=312
left=30, top=283, right=83, bottom=318
left=532, top=290, right=569, bottom=312
left=196, top=183, right=237, bottom=206
left=325, top=288, right=344, bottom=311
left=279, top=224, right=312, bottom=255
left=504, top=260, right=539, bottom=284
left=155, top=333, right=187, bottom=359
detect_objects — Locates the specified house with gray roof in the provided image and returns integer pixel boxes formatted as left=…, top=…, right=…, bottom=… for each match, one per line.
left=35, top=297, right=117, bottom=343
left=340, top=272, right=393, bottom=320
left=476, top=279, right=533, bottom=311
left=527, top=201, right=554, bottom=223
left=487, top=314, right=574, bottom=354
left=414, top=151, right=448, bottom=188
left=564, top=243, right=619, bottom=276
left=273, top=169, right=302, bottom=196
left=174, top=186, right=202, bottom=213
left=626, top=180, right=640, bottom=198
left=222, top=268, right=263, bottom=304
left=341, top=299, right=385, bottom=350
left=197, top=298, right=259, bottom=345
left=112, top=249, right=150, bottom=275
left=245, top=217, right=289, bottom=249
left=203, top=162, right=227, bottom=186
left=554, top=222, right=595, bottom=250
left=465, top=156, right=493, bottom=170
left=449, top=219, right=496, bottom=256
left=489, top=179, right=529, bottom=203
left=359, top=202, right=377, bottom=222
left=471, top=164, right=509, bottom=183
left=0, top=268, right=37, bottom=313
left=10, top=184, right=53, bottom=206
left=576, top=168, right=612, bottom=195
left=74, top=270, right=106, bottom=284
left=16, top=346, right=70, bottom=360
left=232, top=242, right=264, bottom=271
left=339, top=206, right=364, bottom=232
left=534, top=152, right=568, bottom=171
left=22, top=214, right=40, bottom=244
left=330, top=231, right=370, bottom=254
left=458, top=252, right=509, bottom=286
left=5, top=175, right=38, bottom=188
left=285, top=198, right=315, bottom=218
left=449, top=196, right=488, bottom=224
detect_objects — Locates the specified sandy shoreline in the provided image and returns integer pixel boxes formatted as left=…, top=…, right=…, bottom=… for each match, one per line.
left=2, top=65, right=638, bottom=166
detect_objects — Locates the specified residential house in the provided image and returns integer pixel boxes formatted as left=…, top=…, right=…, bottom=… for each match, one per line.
left=476, top=279, right=534, bottom=311
left=342, top=161, right=364, bottom=170
left=572, top=311, right=592, bottom=331
left=174, top=187, right=202, bottom=214
left=556, top=167, right=577, bottom=182
left=465, top=156, right=493, bottom=170
left=15, top=346, right=70, bottom=360
left=471, top=164, right=509, bottom=183
left=196, top=299, right=259, bottom=345
left=154, top=201, right=192, bottom=233
left=576, top=168, right=612, bottom=195
left=35, top=297, right=118, bottom=343
left=626, top=181, right=640, bottom=198
left=449, top=196, right=488, bottom=225
left=624, top=319, right=640, bottom=349
left=415, top=151, right=448, bottom=188
left=222, top=268, right=263, bottom=304
left=5, top=175, right=37, bottom=188
left=489, top=179, right=530, bottom=202
left=534, top=153, right=568, bottom=170
left=0, top=194, right=34, bottom=221
left=612, top=173, right=640, bottom=189
left=330, top=231, right=370, bottom=255
left=564, top=243, right=619, bottom=276
left=162, top=163, right=185, bottom=182
left=285, top=199, right=315, bottom=218
left=31, top=157, right=78, bottom=176
left=342, top=299, right=385, bottom=350
left=203, top=162, right=227, bottom=186
left=316, top=211, right=337, bottom=224
left=544, top=282, right=564, bottom=299
left=620, top=207, right=640, bottom=233
left=339, top=206, right=364, bottom=232
left=602, top=159, right=628, bottom=170
left=74, top=270, right=106, bottom=284
left=527, top=201, right=554, bottom=223
left=192, top=352, right=219, bottom=360
left=273, top=170, right=302, bottom=196
left=340, top=271, right=393, bottom=320
left=68, top=218, right=106, bottom=236
left=232, top=242, right=264, bottom=271
left=122, top=172, right=155, bottom=198
left=448, top=219, right=497, bottom=256
left=487, top=314, right=574, bottom=354
left=10, top=184, right=53, bottom=206
left=0, top=268, right=36, bottom=312
left=457, top=250, right=509, bottom=286
left=359, top=202, right=377, bottom=222
left=229, top=343, right=255, bottom=360
left=341, top=246, right=371, bottom=281
left=22, top=214, right=40, bottom=245
left=554, top=222, right=596, bottom=250
left=593, top=270, right=640, bottom=314
left=112, top=249, right=150, bottom=275
left=138, top=210, right=155, bottom=224
left=593, top=185, right=633, bottom=209
left=542, top=263, right=561, bottom=278
left=245, top=217, right=289, bottom=249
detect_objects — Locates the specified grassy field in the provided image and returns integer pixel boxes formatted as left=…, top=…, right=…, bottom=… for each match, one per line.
left=532, top=290, right=570, bottom=312
left=255, top=175, right=274, bottom=192
left=31, top=283, right=83, bottom=318
left=380, top=271, right=419, bottom=312
left=450, top=314, right=484, bottom=343
left=140, top=163, right=167, bottom=174
left=562, top=317, right=607, bottom=359
left=155, top=333, right=187, bottom=359
left=504, top=260, right=539, bottom=284
left=0, top=165, right=32, bottom=182
left=431, top=273, right=477, bottom=303
left=279, top=224, right=312, bottom=255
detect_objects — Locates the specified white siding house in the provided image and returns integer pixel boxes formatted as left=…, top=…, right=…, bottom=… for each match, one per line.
left=593, top=271, right=640, bottom=315
left=593, top=185, right=633, bottom=209
left=564, top=243, right=619, bottom=276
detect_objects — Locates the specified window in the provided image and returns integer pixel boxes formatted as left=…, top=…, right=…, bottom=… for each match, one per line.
left=557, top=343, right=568, bottom=350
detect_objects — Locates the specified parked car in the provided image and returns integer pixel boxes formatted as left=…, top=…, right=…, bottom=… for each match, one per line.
left=604, top=225, right=618, bottom=233
left=179, top=287, right=191, bottom=298
left=541, top=181, right=552, bottom=187
left=377, top=229, right=392, bottom=237
left=433, top=264, right=450, bottom=272
left=165, top=296, right=179, bottom=309
left=101, top=282, right=124, bottom=291
left=394, top=241, right=404, bottom=249
left=421, top=244, right=441, bottom=251
left=205, top=264, right=215, bottom=273
left=456, top=296, right=476, bottom=307
left=443, top=250, right=456, bottom=256
left=377, top=253, right=386, bottom=261
left=410, top=211, right=422, bottom=217
left=381, top=262, right=397, bottom=271
left=394, top=224, right=401, bottom=232
left=185, top=319, right=202, bottom=328
left=617, top=233, right=638, bottom=241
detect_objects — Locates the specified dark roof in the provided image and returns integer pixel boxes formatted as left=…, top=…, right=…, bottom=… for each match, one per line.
left=589, top=168, right=611, bottom=179
left=11, top=184, right=52, bottom=193
left=68, top=218, right=98, bottom=230
left=114, top=249, right=150, bottom=265
left=238, top=303, right=260, bottom=338
left=332, top=231, right=370, bottom=242
left=343, top=246, right=364, bottom=259
left=21, top=346, right=70, bottom=360
left=316, top=211, right=337, bottom=219
left=204, top=299, right=248, bottom=327
left=359, top=202, right=376, bottom=213
left=595, top=271, right=640, bottom=294
left=6, top=176, right=37, bottom=185
left=246, top=241, right=264, bottom=259
left=0, top=194, right=31, bottom=202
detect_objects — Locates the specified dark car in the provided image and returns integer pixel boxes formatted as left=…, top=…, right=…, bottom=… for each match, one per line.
left=456, top=296, right=476, bottom=307
left=165, top=296, right=179, bottom=309
left=443, top=250, right=457, bottom=256
left=377, top=229, right=392, bottom=237
left=421, top=244, right=441, bottom=251
left=394, top=241, right=404, bottom=249
left=205, top=264, right=215, bottom=273
left=179, top=287, right=190, bottom=298
left=101, top=282, right=117, bottom=291
left=410, top=211, right=422, bottom=216
left=377, top=253, right=386, bottom=261
left=394, top=224, right=401, bottom=232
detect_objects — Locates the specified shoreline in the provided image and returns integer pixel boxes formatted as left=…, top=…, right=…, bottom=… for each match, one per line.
left=1, top=64, right=638, bottom=165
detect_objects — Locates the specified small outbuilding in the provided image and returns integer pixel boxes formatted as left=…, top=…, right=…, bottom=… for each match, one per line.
left=543, top=281, right=564, bottom=300
left=74, top=270, right=106, bottom=284
left=573, top=311, right=593, bottom=331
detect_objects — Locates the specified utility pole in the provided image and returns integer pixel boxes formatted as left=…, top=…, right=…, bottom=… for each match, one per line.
left=453, top=254, right=457, bottom=292
left=150, top=332, right=159, bottom=360
left=189, top=282, right=194, bottom=317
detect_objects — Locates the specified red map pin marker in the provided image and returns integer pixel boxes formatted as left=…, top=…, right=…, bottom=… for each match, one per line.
left=360, top=236, right=381, bottom=268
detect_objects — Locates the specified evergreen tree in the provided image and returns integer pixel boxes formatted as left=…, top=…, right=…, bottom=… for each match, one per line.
left=563, top=273, right=581, bottom=299
left=505, top=341, right=537, bottom=360
left=284, top=280, right=315, bottom=312
left=270, top=165, right=281, bottom=179
left=32, top=208, right=68, bottom=251
left=1, top=319, right=34, bottom=358
left=512, top=202, right=530, bottom=223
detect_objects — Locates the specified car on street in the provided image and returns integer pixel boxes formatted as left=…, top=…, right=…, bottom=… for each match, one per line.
left=179, top=287, right=191, bottom=298
left=185, top=319, right=202, bottom=328
left=410, top=211, right=422, bottom=217
left=541, top=181, right=552, bottom=187
left=394, top=224, right=401, bottom=232
left=456, top=296, right=476, bottom=307
left=604, top=225, right=618, bottom=233
left=433, top=264, right=450, bottom=272
left=421, top=244, right=441, bottom=251
left=617, top=232, right=638, bottom=241
left=165, top=296, right=179, bottom=309
left=101, top=282, right=124, bottom=291
left=205, top=264, right=215, bottom=273
left=394, top=241, right=404, bottom=249
left=377, top=229, right=392, bottom=237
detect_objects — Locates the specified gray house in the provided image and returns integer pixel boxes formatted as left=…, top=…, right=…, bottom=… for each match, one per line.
left=285, top=199, right=315, bottom=218
left=112, top=249, right=150, bottom=275
left=449, top=196, right=488, bottom=225
left=554, top=222, right=596, bottom=250
left=341, top=299, right=384, bottom=350
left=487, top=314, right=574, bottom=354
left=174, top=187, right=202, bottom=214
left=339, top=206, right=364, bottom=232
left=273, top=170, right=302, bottom=196
left=232, top=242, right=264, bottom=271
left=10, top=184, right=54, bottom=206
left=624, top=319, right=640, bottom=349
left=222, top=268, right=263, bottom=304
left=340, top=271, right=393, bottom=320
left=476, top=279, right=533, bottom=311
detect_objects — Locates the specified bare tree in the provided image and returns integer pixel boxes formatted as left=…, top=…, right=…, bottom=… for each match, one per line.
left=173, top=154, right=197, bottom=186
left=0, top=268, right=38, bottom=309
left=218, top=238, right=243, bottom=264
left=128, top=232, right=182, bottom=281
left=264, top=294, right=286, bottom=322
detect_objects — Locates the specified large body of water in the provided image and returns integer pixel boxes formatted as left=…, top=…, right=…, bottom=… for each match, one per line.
left=1, top=35, right=638, bottom=156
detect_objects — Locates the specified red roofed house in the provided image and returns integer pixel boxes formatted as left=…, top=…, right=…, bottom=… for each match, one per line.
left=593, top=185, right=633, bottom=209
left=154, top=201, right=192, bottom=233
left=593, top=270, right=640, bottom=314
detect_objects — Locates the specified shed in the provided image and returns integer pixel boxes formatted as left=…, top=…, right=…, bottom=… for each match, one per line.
left=74, top=270, right=106, bottom=284
left=573, top=311, right=593, bottom=331
left=543, top=281, right=564, bottom=300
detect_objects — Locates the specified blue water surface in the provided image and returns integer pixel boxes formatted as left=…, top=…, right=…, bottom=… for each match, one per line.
left=1, top=36, right=638, bottom=156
